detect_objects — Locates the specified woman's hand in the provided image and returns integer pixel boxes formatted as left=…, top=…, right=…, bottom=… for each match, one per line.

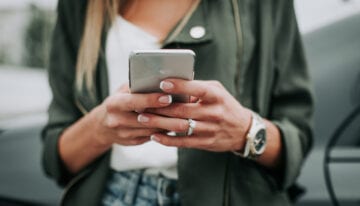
left=59, top=84, right=175, bottom=173
left=136, top=79, right=253, bottom=152
left=90, top=84, right=173, bottom=148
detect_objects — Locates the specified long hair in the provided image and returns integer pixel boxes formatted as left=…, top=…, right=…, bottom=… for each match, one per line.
left=75, top=0, right=119, bottom=91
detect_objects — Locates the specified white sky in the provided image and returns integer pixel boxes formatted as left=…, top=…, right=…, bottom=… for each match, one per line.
left=0, top=0, right=360, bottom=33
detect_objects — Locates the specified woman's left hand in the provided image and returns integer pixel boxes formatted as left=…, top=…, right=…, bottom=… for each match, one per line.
left=136, top=79, right=252, bottom=152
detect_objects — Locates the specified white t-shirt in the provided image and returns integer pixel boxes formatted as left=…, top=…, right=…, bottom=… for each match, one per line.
left=106, top=16, right=178, bottom=179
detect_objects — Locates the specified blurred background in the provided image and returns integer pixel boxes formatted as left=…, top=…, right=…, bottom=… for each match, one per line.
left=0, top=0, right=359, bottom=205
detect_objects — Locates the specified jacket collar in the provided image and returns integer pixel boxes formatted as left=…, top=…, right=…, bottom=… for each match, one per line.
left=162, top=0, right=212, bottom=47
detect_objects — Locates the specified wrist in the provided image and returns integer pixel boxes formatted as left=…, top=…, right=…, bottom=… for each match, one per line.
left=233, top=108, right=252, bottom=152
left=233, top=111, right=267, bottom=159
left=88, top=105, right=113, bottom=150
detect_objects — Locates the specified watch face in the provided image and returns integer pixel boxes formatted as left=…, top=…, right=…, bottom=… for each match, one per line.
left=254, top=129, right=266, bottom=153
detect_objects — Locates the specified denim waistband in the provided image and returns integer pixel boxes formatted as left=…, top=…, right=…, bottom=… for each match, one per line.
left=102, top=170, right=180, bottom=206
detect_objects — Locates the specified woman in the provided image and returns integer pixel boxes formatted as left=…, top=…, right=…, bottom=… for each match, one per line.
left=42, top=0, right=314, bottom=205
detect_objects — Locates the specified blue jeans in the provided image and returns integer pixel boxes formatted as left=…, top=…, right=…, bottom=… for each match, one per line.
left=101, top=170, right=181, bottom=206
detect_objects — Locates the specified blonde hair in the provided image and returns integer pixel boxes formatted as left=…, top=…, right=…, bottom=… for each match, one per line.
left=75, top=0, right=119, bottom=91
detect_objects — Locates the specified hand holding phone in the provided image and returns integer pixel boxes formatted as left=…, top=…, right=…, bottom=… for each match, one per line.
left=129, top=49, right=195, bottom=102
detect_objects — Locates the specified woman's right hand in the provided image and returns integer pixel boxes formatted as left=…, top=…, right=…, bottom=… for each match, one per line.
left=58, top=84, right=173, bottom=173
left=90, top=85, right=173, bottom=148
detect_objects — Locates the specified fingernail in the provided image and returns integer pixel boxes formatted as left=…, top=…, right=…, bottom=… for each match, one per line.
left=137, top=114, right=149, bottom=123
left=158, top=95, right=172, bottom=104
left=151, top=135, right=160, bottom=142
left=134, top=109, right=145, bottom=113
left=160, top=81, right=174, bottom=90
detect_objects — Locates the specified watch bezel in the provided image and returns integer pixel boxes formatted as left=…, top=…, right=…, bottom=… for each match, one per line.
left=249, top=127, right=267, bottom=155
left=232, top=112, right=267, bottom=158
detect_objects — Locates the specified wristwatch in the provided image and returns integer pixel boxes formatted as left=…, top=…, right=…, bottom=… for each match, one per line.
left=234, top=112, right=267, bottom=159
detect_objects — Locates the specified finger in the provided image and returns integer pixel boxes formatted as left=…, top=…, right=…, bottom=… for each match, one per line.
left=148, top=104, right=224, bottom=122
left=147, top=103, right=201, bottom=119
left=106, top=93, right=173, bottom=112
left=105, top=112, right=150, bottom=128
left=115, top=128, right=164, bottom=140
left=115, top=136, right=151, bottom=146
left=117, top=82, right=130, bottom=93
left=137, top=113, right=218, bottom=135
left=150, top=133, right=217, bottom=151
left=160, top=79, right=223, bottom=103
left=190, top=96, right=199, bottom=103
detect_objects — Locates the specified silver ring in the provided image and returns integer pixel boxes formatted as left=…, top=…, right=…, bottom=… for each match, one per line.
left=187, top=119, right=197, bottom=136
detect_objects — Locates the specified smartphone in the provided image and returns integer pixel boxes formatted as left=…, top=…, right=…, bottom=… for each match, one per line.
left=129, top=49, right=195, bottom=102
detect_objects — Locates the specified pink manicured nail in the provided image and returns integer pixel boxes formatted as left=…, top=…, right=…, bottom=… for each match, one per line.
left=158, top=95, right=172, bottom=104
left=160, top=81, right=174, bottom=90
left=150, top=135, right=160, bottom=142
left=134, top=109, right=145, bottom=113
left=137, top=114, right=149, bottom=123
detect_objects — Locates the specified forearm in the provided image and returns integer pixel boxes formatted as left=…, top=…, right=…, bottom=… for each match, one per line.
left=59, top=106, right=111, bottom=174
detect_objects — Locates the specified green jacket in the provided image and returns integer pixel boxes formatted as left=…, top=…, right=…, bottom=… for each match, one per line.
left=42, top=0, right=314, bottom=205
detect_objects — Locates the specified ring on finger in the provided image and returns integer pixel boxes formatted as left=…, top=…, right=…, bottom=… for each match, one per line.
left=187, top=119, right=197, bottom=136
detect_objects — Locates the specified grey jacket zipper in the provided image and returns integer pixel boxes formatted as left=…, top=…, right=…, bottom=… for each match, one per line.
left=223, top=1, right=244, bottom=206
left=232, top=0, right=244, bottom=98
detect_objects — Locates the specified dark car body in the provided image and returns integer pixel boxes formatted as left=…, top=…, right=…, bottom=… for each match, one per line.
left=0, top=12, right=359, bottom=206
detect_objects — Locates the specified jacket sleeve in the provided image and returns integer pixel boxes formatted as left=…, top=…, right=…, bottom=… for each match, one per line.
left=41, top=0, right=83, bottom=187
left=269, top=0, right=314, bottom=190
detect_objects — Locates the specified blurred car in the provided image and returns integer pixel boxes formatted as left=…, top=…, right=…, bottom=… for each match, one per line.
left=0, top=2, right=360, bottom=206
left=0, top=67, right=60, bottom=205
left=296, top=12, right=360, bottom=206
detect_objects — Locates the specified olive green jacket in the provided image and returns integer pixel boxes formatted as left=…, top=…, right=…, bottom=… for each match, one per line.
left=42, top=0, right=314, bottom=205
